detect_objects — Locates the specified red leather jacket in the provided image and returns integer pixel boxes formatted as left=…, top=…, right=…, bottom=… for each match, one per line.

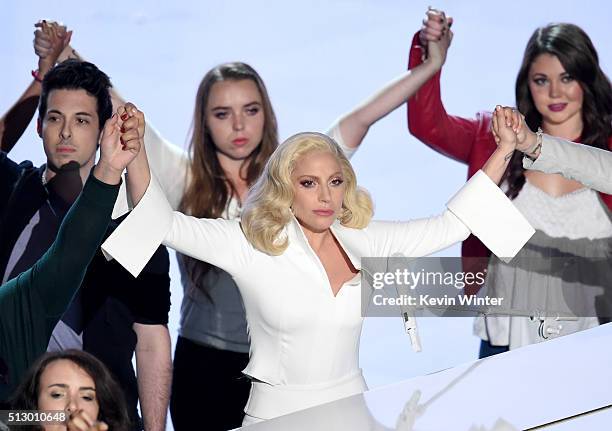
left=406, top=31, right=612, bottom=262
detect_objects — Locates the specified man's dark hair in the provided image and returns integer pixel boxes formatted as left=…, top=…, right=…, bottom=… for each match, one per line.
left=39, top=59, right=113, bottom=131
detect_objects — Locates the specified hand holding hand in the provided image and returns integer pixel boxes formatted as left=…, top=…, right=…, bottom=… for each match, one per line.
left=98, top=103, right=145, bottom=174
left=491, top=106, right=518, bottom=150
left=93, top=103, right=145, bottom=186
left=33, top=20, right=72, bottom=75
left=121, top=104, right=151, bottom=206
left=491, top=106, right=538, bottom=153
left=117, top=102, right=146, bottom=154
left=419, top=7, right=453, bottom=68
left=511, top=109, right=537, bottom=154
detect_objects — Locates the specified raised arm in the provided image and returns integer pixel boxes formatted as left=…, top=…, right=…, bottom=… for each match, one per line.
left=16, top=106, right=141, bottom=320
left=0, top=21, right=70, bottom=152
left=58, top=46, right=191, bottom=212
left=524, top=135, right=612, bottom=194
left=407, top=9, right=488, bottom=164
left=480, top=106, right=519, bottom=185
left=32, top=170, right=119, bottom=317
left=32, top=110, right=141, bottom=316
left=106, top=69, right=190, bottom=208
left=0, top=171, right=120, bottom=400
left=102, top=110, right=250, bottom=278
left=371, top=107, right=533, bottom=261
left=329, top=30, right=449, bottom=152
left=369, top=174, right=532, bottom=262
left=494, top=105, right=612, bottom=194
left=103, top=173, right=250, bottom=278
left=0, top=107, right=140, bottom=400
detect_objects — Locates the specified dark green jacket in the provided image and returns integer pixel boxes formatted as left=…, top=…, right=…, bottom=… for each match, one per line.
left=0, top=174, right=119, bottom=400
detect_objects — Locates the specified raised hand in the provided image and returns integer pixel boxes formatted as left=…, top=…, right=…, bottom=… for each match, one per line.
left=510, top=110, right=537, bottom=154
left=93, top=103, right=145, bottom=184
left=491, top=106, right=537, bottom=153
left=491, top=106, right=517, bottom=150
left=117, top=102, right=145, bottom=153
left=66, top=409, right=108, bottom=431
left=419, top=7, right=454, bottom=68
left=101, top=103, right=144, bottom=171
left=481, top=106, right=519, bottom=183
left=33, top=20, right=72, bottom=76
left=123, top=103, right=151, bottom=207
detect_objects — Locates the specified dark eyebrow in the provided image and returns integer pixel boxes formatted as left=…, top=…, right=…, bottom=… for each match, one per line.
left=47, top=383, right=96, bottom=391
left=46, top=110, right=93, bottom=117
left=531, top=72, right=572, bottom=79
left=211, top=101, right=262, bottom=111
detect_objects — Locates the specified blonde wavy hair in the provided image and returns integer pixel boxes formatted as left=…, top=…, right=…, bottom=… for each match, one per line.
left=241, top=132, right=373, bottom=255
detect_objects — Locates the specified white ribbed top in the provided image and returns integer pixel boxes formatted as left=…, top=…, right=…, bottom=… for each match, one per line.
left=513, top=181, right=612, bottom=239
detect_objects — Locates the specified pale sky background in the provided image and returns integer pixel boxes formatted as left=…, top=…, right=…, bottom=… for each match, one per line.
left=3, top=1, right=611, bottom=428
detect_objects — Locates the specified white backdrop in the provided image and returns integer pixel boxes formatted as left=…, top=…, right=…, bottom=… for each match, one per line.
left=3, top=0, right=611, bottom=427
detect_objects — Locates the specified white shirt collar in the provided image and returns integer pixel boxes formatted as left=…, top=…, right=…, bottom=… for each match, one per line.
left=284, top=214, right=362, bottom=271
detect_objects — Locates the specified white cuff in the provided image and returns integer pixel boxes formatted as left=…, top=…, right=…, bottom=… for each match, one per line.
left=446, top=170, right=534, bottom=262
left=102, top=173, right=173, bottom=277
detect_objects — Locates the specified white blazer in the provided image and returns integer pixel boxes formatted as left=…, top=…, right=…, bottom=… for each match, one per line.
left=102, top=170, right=533, bottom=420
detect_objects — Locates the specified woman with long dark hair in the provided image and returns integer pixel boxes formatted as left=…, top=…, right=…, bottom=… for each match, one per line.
left=10, top=350, right=131, bottom=431
left=407, top=9, right=612, bottom=356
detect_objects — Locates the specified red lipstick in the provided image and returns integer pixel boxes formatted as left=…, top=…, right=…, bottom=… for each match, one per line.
left=548, top=103, right=567, bottom=112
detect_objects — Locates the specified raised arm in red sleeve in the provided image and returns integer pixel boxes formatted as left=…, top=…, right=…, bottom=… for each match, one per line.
left=406, top=31, right=497, bottom=291
left=407, top=31, right=497, bottom=178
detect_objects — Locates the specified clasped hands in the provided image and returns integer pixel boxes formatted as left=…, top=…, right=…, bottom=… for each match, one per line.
left=491, top=105, right=540, bottom=158
left=33, top=20, right=72, bottom=74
